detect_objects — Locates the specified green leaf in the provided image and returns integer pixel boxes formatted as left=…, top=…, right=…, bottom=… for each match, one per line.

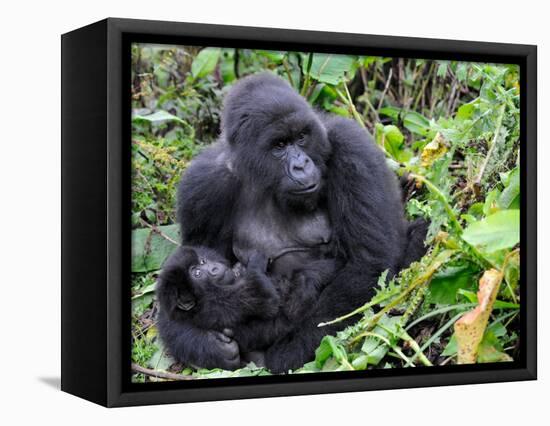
left=483, top=188, right=501, bottom=216
left=442, top=334, right=457, bottom=356
left=375, top=124, right=404, bottom=159
left=191, top=47, right=221, bottom=79
left=148, top=340, right=175, bottom=371
left=462, top=210, right=519, bottom=253
left=132, top=225, right=180, bottom=273
left=378, top=107, right=430, bottom=136
left=256, top=50, right=285, bottom=63
left=360, top=315, right=401, bottom=367
left=314, top=335, right=347, bottom=368
left=498, top=168, right=520, bottom=209
left=429, top=265, right=478, bottom=305
left=379, top=106, right=401, bottom=121
left=403, top=111, right=430, bottom=136
left=305, top=54, right=356, bottom=85
left=219, top=48, right=236, bottom=83
left=132, top=110, right=185, bottom=125
left=456, top=102, right=476, bottom=120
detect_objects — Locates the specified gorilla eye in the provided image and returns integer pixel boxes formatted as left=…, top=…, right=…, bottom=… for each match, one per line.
left=275, top=140, right=286, bottom=149
left=199, top=258, right=206, bottom=265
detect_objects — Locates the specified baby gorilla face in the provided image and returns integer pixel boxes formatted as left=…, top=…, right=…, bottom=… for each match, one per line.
left=189, top=256, right=235, bottom=287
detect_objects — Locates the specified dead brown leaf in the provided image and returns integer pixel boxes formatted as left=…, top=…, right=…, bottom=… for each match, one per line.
left=455, top=269, right=503, bottom=364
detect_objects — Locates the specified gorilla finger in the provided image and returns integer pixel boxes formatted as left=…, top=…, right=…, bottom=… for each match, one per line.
left=213, top=331, right=232, bottom=343
left=222, top=328, right=235, bottom=338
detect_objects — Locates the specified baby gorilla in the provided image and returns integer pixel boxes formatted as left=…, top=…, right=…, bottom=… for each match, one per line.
left=157, top=246, right=339, bottom=370
left=156, top=245, right=281, bottom=370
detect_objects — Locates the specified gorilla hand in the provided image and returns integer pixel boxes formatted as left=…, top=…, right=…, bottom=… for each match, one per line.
left=207, top=328, right=240, bottom=370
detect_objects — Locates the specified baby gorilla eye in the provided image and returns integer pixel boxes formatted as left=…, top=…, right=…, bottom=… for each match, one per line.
left=199, top=258, right=206, bottom=265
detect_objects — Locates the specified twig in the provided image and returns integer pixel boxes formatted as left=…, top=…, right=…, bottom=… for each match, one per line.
left=139, top=219, right=180, bottom=246
left=335, top=85, right=366, bottom=129
left=300, top=52, right=314, bottom=97
left=377, top=68, right=393, bottom=111
left=412, top=63, right=435, bottom=111
left=282, top=57, right=295, bottom=88
left=131, top=363, right=195, bottom=381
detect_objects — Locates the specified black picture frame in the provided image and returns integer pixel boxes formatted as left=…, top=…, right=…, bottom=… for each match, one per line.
left=61, top=17, right=537, bottom=407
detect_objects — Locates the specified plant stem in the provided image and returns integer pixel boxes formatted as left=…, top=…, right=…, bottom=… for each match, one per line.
left=346, top=250, right=455, bottom=336
left=318, top=289, right=398, bottom=327
left=300, top=52, right=313, bottom=97
left=475, top=103, right=506, bottom=185
left=409, top=173, right=463, bottom=236
left=282, top=57, right=295, bottom=88
left=335, top=85, right=366, bottom=129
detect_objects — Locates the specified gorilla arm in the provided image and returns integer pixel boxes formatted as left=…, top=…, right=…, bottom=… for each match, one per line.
left=177, top=143, right=239, bottom=259
left=264, top=116, right=410, bottom=373
left=170, top=144, right=242, bottom=368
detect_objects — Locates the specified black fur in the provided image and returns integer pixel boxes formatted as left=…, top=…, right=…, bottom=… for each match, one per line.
left=157, top=246, right=338, bottom=369
left=173, top=73, right=427, bottom=373
left=157, top=246, right=280, bottom=370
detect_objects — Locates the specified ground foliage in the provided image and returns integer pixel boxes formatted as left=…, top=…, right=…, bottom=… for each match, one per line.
left=130, top=43, right=520, bottom=381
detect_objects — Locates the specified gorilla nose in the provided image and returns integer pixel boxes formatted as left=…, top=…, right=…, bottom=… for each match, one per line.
left=291, top=157, right=311, bottom=173
left=208, top=264, right=220, bottom=276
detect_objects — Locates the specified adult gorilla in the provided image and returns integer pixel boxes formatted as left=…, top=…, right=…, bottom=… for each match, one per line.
left=174, top=73, right=426, bottom=373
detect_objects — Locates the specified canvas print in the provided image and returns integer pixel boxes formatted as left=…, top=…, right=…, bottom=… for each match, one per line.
left=130, top=43, right=520, bottom=382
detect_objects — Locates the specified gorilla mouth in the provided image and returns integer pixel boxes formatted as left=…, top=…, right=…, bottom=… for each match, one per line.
left=290, top=182, right=319, bottom=195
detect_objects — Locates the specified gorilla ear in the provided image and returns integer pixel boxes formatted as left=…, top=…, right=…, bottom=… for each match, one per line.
left=223, top=111, right=251, bottom=145
left=157, top=261, right=196, bottom=314
left=176, top=289, right=196, bottom=311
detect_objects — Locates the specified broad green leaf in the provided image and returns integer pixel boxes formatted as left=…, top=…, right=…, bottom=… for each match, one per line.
left=314, top=335, right=347, bottom=368
left=462, top=210, right=519, bottom=253
left=378, top=107, right=431, bottom=136
left=403, top=111, right=430, bottom=136
left=220, top=48, right=236, bottom=83
left=379, top=106, right=401, bottom=121
left=498, top=168, right=520, bottom=209
left=132, top=293, right=153, bottom=316
left=148, top=336, right=175, bottom=371
left=442, top=334, right=457, bottom=356
left=191, top=47, right=221, bottom=79
left=132, top=110, right=185, bottom=125
left=483, top=188, right=501, bottom=216
left=132, top=224, right=180, bottom=273
left=360, top=315, right=401, bottom=367
left=429, top=265, right=478, bottom=305
left=256, top=50, right=285, bottom=63
left=375, top=123, right=404, bottom=160
left=305, top=54, right=356, bottom=85
left=456, top=102, right=476, bottom=120
left=477, top=329, right=513, bottom=363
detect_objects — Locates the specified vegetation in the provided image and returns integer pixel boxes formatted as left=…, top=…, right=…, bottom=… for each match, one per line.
left=130, top=43, right=520, bottom=381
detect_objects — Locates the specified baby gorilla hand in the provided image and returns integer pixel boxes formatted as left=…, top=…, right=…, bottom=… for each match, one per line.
left=208, top=328, right=240, bottom=370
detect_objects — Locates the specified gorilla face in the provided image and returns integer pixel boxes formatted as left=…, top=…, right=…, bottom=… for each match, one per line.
left=163, top=246, right=236, bottom=314
left=187, top=255, right=235, bottom=287
left=222, top=73, right=332, bottom=211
